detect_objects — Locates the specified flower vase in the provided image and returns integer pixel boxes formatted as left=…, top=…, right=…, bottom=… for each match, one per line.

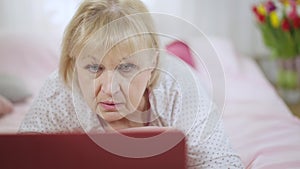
left=278, top=88, right=300, bottom=104
left=296, top=56, right=300, bottom=86
left=276, top=56, right=300, bottom=105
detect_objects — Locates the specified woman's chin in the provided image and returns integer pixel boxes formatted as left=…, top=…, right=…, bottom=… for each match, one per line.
left=109, top=124, right=129, bottom=131
left=99, top=111, right=124, bottom=123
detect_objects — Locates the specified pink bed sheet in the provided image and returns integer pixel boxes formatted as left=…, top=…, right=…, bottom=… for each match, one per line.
left=223, top=57, right=300, bottom=169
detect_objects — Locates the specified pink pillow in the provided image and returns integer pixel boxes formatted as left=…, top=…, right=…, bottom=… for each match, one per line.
left=0, top=32, right=60, bottom=95
left=0, top=95, right=13, bottom=115
left=166, top=40, right=196, bottom=69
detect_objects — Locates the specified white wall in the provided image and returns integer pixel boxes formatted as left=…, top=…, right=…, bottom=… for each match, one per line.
left=0, top=0, right=80, bottom=37
left=141, top=0, right=270, bottom=58
left=0, top=0, right=270, bottom=58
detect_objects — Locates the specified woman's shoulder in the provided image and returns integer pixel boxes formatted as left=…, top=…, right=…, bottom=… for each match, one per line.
left=39, top=70, right=72, bottom=100
left=149, top=53, right=212, bottom=125
left=154, top=53, right=205, bottom=94
left=19, top=70, right=79, bottom=133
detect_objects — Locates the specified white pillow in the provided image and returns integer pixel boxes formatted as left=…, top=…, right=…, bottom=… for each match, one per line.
left=0, top=74, right=31, bottom=102
left=185, top=36, right=240, bottom=75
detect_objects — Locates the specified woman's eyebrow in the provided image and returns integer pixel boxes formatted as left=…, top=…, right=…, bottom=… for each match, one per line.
left=121, top=54, right=140, bottom=62
left=83, top=55, right=98, bottom=62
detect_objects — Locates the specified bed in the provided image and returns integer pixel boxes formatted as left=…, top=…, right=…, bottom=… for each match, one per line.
left=223, top=56, right=300, bottom=168
left=1, top=32, right=300, bottom=168
left=0, top=32, right=59, bottom=133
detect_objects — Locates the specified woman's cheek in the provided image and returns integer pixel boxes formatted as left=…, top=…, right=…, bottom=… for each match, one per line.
left=77, top=72, right=97, bottom=110
left=128, top=71, right=150, bottom=108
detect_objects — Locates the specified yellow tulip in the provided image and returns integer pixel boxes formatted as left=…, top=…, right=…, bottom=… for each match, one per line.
left=280, top=0, right=290, bottom=7
left=270, top=11, right=280, bottom=28
left=257, top=4, right=266, bottom=16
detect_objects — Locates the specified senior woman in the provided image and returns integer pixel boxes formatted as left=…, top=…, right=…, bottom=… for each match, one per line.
left=19, top=0, right=244, bottom=168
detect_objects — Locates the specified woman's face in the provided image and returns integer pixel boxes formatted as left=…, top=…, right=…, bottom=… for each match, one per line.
left=76, top=45, right=157, bottom=129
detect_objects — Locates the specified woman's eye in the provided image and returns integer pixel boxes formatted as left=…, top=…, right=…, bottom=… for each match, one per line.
left=117, top=63, right=137, bottom=73
left=85, top=64, right=103, bottom=73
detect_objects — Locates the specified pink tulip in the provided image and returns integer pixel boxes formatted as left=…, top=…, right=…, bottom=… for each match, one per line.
left=289, top=0, right=298, bottom=19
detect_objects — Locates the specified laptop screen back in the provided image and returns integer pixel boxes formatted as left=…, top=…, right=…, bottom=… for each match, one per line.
left=0, top=128, right=186, bottom=169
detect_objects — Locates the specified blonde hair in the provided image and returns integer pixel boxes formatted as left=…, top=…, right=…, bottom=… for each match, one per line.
left=59, top=0, right=160, bottom=88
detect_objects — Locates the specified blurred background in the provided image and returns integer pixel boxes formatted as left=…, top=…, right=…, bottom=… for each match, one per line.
left=0, top=0, right=268, bottom=58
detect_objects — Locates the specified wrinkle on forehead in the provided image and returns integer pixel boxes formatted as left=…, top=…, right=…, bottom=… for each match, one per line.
left=79, top=42, right=134, bottom=63
left=78, top=36, right=153, bottom=63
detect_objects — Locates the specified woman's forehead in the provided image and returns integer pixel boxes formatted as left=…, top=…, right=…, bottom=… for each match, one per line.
left=82, top=50, right=133, bottom=63
left=80, top=40, right=156, bottom=60
left=79, top=47, right=156, bottom=66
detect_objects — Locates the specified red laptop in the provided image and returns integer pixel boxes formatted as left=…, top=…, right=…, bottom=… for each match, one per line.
left=0, top=127, right=186, bottom=169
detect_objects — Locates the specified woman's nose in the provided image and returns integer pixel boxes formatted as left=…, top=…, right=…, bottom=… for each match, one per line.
left=97, top=71, right=119, bottom=96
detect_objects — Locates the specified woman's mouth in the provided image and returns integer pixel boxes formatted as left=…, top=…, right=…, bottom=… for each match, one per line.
left=97, top=101, right=125, bottom=122
left=99, top=102, right=122, bottom=111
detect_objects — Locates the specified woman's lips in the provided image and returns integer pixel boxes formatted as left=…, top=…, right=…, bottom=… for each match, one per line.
left=99, top=102, right=122, bottom=111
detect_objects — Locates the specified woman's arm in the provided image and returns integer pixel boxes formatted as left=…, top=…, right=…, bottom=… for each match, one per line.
left=19, top=71, right=81, bottom=133
left=152, top=54, right=244, bottom=168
